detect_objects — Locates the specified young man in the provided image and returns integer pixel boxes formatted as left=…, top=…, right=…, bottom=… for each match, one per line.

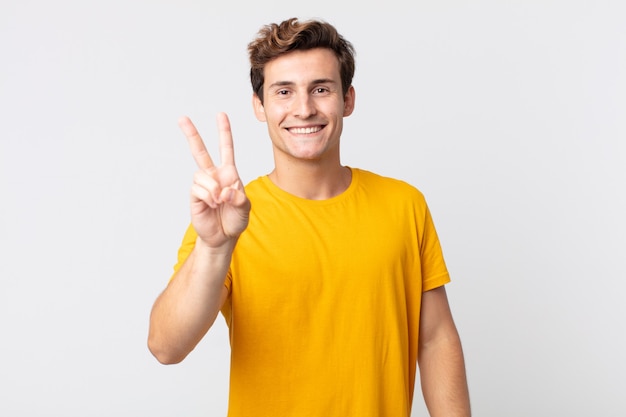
left=148, top=17, right=470, bottom=417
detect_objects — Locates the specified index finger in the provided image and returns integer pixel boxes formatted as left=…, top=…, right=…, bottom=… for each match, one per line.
left=178, top=116, right=214, bottom=170
left=216, top=112, right=236, bottom=166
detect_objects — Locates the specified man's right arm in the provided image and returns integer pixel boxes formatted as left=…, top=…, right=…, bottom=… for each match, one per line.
left=148, top=113, right=250, bottom=364
left=148, top=238, right=231, bottom=364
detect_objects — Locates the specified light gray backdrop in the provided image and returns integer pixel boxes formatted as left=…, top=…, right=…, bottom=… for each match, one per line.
left=1, top=0, right=624, bottom=416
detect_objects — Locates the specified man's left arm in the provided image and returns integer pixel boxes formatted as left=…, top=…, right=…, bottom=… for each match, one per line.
left=418, top=285, right=471, bottom=416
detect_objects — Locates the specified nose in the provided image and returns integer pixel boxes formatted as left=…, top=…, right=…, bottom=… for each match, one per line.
left=292, top=93, right=316, bottom=118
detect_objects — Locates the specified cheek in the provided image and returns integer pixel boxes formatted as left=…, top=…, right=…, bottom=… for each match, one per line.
left=328, top=110, right=341, bottom=120
left=268, top=106, right=289, bottom=123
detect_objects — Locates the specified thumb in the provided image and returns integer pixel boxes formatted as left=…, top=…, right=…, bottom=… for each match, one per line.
left=220, top=184, right=250, bottom=210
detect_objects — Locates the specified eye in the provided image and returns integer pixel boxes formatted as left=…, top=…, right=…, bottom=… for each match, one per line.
left=277, top=89, right=290, bottom=96
left=313, top=87, right=329, bottom=94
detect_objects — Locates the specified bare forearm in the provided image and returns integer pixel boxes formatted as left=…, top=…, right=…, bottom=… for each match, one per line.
left=418, top=334, right=471, bottom=417
left=148, top=238, right=232, bottom=364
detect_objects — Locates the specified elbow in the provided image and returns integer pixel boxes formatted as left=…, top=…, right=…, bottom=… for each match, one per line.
left=147, top=334, right=187, bottom=365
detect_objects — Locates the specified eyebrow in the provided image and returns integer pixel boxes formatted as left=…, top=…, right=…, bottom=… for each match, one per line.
left=267, top=78, right=338, bottom=89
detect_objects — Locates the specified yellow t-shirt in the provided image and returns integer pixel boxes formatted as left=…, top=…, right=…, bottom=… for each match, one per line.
left=172, top=168, right=451, bottom=417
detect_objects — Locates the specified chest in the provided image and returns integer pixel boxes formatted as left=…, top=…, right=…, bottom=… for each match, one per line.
left=230, top=199, right=420, bottom=304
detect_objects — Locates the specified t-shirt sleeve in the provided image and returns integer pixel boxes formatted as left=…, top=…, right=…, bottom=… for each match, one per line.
left=419, top=200, right=451, bottom=292
left=168, top=224, right=234, bottom=291
left=169, top=223, right=198, bottom=282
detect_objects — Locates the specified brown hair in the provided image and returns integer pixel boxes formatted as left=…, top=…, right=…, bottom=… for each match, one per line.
left=248, top=18, right=356, bottom=103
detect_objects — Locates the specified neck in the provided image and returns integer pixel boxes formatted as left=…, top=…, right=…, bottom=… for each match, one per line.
left=268, top=160, right=352, bottom=200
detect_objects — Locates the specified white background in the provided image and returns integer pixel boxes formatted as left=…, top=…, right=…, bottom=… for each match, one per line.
left=1, top=0, right=624, bottom=416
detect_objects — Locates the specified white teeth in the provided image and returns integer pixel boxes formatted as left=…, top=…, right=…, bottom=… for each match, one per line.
left=290, top=126, right=321, bottom=134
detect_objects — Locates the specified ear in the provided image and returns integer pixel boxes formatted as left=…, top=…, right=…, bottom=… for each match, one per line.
left=343, top=85, right=356, bottom=117
left=252, top=93, right=266, bottom=122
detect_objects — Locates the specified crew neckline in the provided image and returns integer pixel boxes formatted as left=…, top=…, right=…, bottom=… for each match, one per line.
left=259, top=167, right=359, bottom=206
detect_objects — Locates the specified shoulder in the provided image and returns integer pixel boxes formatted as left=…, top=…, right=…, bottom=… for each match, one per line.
left=353, top=168, right=426, bottom=203
left=243, top=176, right=270, bottom=200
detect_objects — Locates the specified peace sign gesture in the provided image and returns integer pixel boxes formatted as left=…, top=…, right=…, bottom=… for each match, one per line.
left=179, top=113, right=250, bottom=249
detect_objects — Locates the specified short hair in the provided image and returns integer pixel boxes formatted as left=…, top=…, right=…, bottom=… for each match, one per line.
left=248, top=17, right=356, bottom=103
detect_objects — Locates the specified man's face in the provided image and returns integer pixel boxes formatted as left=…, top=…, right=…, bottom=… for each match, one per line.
left=253, top=48, right=355, bottom=163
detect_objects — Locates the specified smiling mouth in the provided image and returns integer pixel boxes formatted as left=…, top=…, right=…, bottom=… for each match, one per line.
left=288, top=126, right=323, bottom=134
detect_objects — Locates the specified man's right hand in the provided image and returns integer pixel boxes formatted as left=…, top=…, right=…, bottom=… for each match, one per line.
left=179, top=112, right=251, bottom=250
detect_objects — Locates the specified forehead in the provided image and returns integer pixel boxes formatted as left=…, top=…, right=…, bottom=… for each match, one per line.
left=264, top=48, right=341, bottom=86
